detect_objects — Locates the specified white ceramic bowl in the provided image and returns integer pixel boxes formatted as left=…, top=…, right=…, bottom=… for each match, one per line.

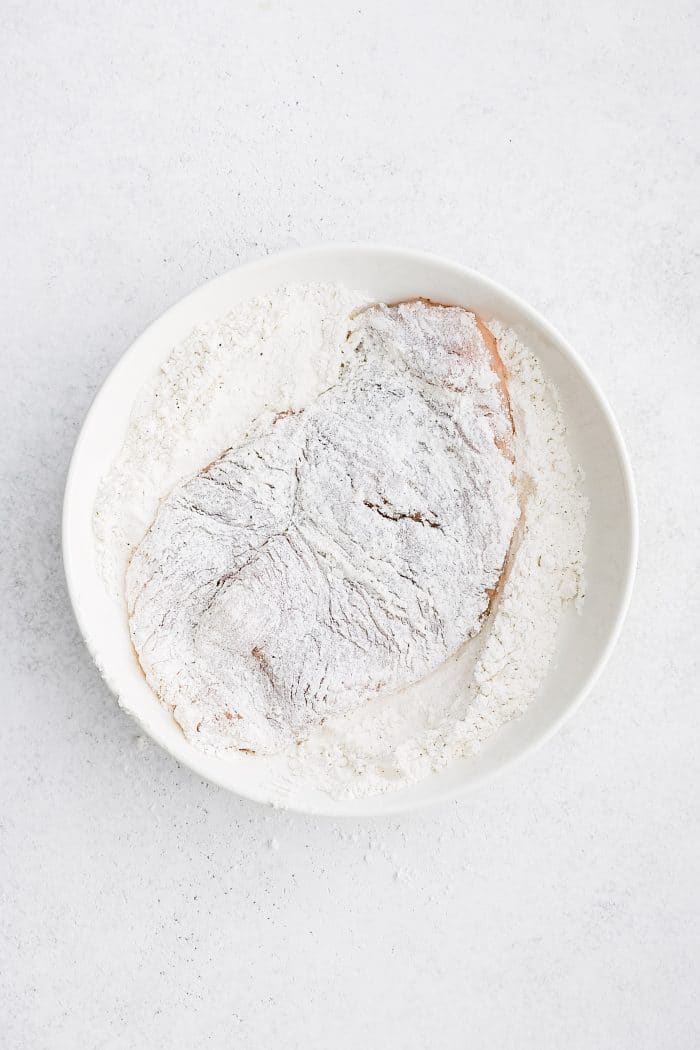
left=63, top=245, right=637, bottom=816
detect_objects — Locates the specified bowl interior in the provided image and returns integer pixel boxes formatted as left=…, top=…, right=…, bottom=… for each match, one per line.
left=63, top=246, right=636, bottom=815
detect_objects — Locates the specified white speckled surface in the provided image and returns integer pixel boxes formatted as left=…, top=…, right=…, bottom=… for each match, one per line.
left=2, top=1, right=699, bottom=1046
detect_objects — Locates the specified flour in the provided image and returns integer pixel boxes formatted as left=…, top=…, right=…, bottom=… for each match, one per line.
left=93, top=284, right=587, bottom=800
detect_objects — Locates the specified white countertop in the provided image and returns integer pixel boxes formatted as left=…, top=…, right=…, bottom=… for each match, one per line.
left=3, top=2, right=699, bottom=1046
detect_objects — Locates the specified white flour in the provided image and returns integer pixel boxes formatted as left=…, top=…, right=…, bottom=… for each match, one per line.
left=94, top=284, right=587, bottom=800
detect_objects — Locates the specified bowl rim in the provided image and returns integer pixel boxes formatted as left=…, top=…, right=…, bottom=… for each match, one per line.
left=62, top=243, right=639, bottom=815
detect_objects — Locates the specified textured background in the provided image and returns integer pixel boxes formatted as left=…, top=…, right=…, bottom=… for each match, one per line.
left=2, top=2, right=699, bottom=1047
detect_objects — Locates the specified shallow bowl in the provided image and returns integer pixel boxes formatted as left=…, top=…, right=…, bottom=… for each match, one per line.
left=63, top=245, right=637, bottom=815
